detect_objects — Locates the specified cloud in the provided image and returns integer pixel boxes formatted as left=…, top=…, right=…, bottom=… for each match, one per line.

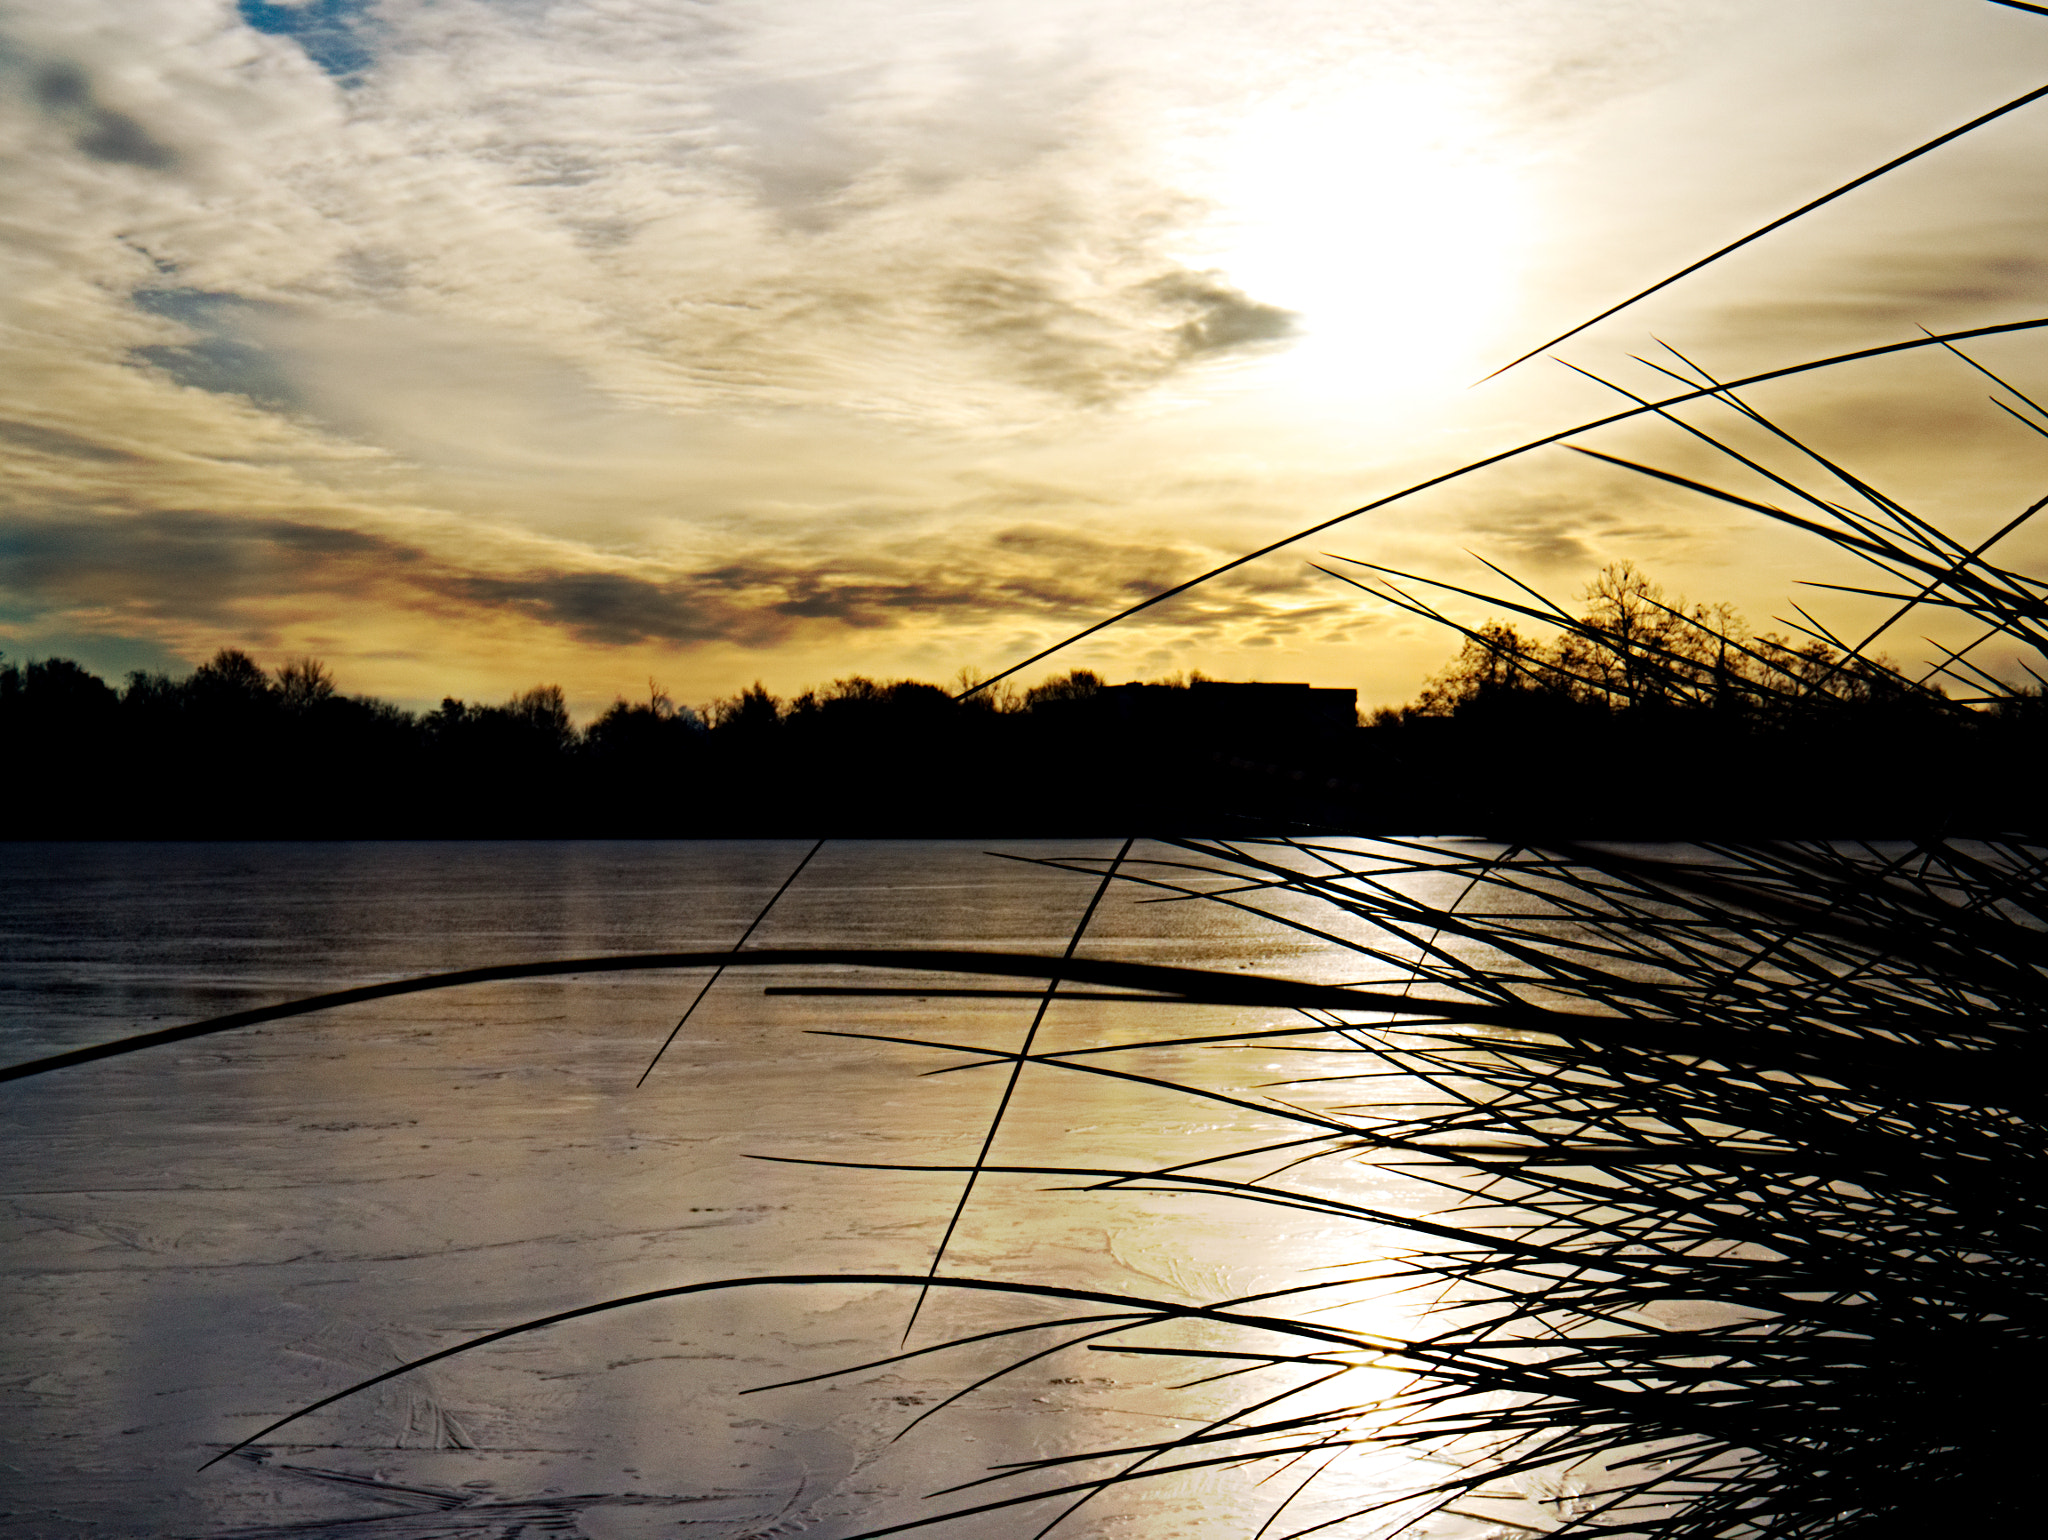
left=0, top=497, right=1351, bottom=669
left=3, top=1, right=1326, bottom=436
left=447, top=568, right=781, bottom=648
left=0, top=509, right=404, bottom=627
left=932, top=264, right=1299, bottom=405
left=235, top=0, right=379, bottom=82
left=5, top=0, right=2036, bottom=707
left=0, top=418, right=147, bottom=465
left=129, top=288, right=305, bottom=412
left=1146, top=271, right=1298, bottom=355
left=29, top=59, right=182, bottom=170
left=450, top=522, right=1346, bottom=651
left=1713, top=236, right=2048, bottom=355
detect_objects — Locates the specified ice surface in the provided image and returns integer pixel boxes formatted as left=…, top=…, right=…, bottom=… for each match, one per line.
left=2, top=841, right=1485, bottom=1539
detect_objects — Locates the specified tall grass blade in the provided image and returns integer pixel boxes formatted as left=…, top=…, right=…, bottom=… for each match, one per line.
left=904, top=838, right=1133, bottom=1340
left=636, top=837, right=824, bottom=1086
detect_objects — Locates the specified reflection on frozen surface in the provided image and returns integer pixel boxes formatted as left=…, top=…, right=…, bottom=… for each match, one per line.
left=0, top=842, right=1489, bottom=1539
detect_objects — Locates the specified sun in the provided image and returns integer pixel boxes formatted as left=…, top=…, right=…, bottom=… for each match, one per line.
left=1186, top=72, right=1534, bottom=410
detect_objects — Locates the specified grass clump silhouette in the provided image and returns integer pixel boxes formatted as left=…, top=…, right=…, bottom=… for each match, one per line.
left=93, top=825, right=2040, bottom=1537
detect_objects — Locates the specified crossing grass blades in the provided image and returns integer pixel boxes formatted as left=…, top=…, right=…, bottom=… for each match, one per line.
left=220, top=337, right=2047, bottom=1534
left=153, top=422, right=2046, bottom=1534
left=148, top=823, right=2047, bottom=1539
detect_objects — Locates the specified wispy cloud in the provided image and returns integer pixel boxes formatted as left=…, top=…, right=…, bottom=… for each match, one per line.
left=3, top=0, right=2044, bottom=704
left=1, top=502, right=1343, bottom=653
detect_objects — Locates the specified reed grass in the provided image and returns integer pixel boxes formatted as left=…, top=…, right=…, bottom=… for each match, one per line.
left=112, top=826, right=2041, bottom=1536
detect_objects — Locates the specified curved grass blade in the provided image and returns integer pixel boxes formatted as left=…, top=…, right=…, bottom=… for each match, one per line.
left=4, top=946, right=1587, bottom=1085
left=200, top=1272, right=1399, bottom=1470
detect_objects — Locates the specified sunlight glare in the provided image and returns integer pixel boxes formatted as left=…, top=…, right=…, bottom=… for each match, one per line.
left=1193, top=74, right=1531, bottom=408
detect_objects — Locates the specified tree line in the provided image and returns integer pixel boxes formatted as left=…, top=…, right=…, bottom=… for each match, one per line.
left=1, top=648, right=1337, bottom=836
left=4, top=566, right=2039, bottom=836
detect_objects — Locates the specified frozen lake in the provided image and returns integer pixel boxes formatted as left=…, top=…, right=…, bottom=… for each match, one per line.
left=1, top=841, right=1480, bottom=1540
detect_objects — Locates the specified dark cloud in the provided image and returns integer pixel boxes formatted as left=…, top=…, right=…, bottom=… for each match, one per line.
left=1455, top=491, right=1607, bottom=569
left=128, top=289, right=304, bottom=413
left=1141, top=270, right=1298, bottom=356
left=0, top=511, right=726, bottom=647
left=938, top=268, right=1126, bottom=400
left=447, top=570, right=759, bottom=647
left=30, top=61, right=178, bottom=171
left=987, top=523, right=1213, bottom=607
left=0, top=511, right=950, bottom=651
left=939, top=265, right=1297, bottom=404
left=0, top=419, right=144, bottom=465
left=0, top=510, right=398, bottom=625
left=451, top=561, right=978, bottom=645
left=768, top=576, right=986, bottom=625
left=0, top=504, right=1344, bottom=662
left=977, top=521, right=1342, bottom=637
left=1456, top=486, right=1737, bottom=574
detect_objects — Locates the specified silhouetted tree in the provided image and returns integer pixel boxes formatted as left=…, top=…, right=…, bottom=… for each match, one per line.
left=4, top=660, right=121, bottom=794
left=189, top=647, right=275, bottom=709
left=1413, top=621, right=1559, bottom=716
left=275, top=656, right=337, bottom=712
left=709, top=681, right=782, bottom=737
left=586, top=690, right=702, bottom=760
left=17, top=657, right=119, bottom=715
left=1023, top=668, right=1103, bottom=710
left=504, top=684, right=576, bottom=750
left=120, top=668, right=183, bottom=717
left=5, top=586, right=2035, bottom=838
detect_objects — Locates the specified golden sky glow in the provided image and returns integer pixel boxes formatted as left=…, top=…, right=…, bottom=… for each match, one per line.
left=5, top=0, right=2048, bottom=715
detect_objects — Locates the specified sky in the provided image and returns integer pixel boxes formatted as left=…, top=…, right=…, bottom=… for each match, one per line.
left=4, top=0, right=2048, bottom=716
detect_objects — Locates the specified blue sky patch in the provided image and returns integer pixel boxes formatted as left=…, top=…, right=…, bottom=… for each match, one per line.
left=0, top=625, right=192, bottom=683
left=131, top=289, right=302, bottom=414
left=236, top=0, right=379, bottom=81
